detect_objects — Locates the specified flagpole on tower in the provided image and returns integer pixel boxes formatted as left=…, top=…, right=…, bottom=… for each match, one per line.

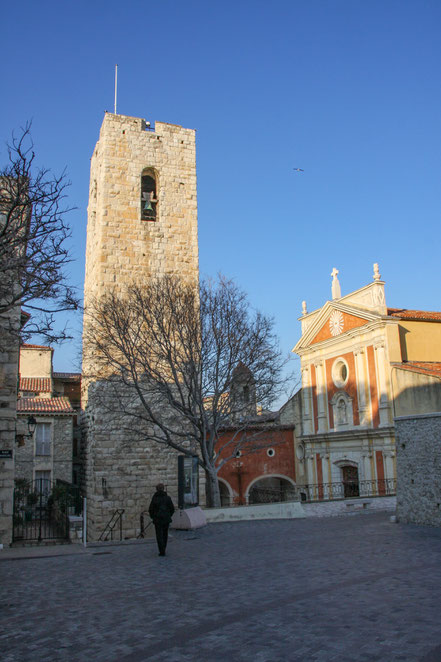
left=114, top=64, right=118, bottom=115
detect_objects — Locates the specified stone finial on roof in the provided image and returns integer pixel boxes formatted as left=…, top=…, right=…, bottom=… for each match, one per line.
left=373, top=263, right=381, bottom=281
left=331, top=268, right=341, bottom=300
left=302, top=301, right=308, bottom=316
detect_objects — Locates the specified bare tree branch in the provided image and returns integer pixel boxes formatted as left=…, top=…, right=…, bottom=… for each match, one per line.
left=84, top=275, right=292, bottom=507
left=0, top=123, right=79, bottom=344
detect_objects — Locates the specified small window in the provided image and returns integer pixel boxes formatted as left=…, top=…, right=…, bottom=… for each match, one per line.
left=141, top=169, right=157, bottom=221
left=35, top=423, right=51, bottom=456
left=267, top=448, right=275, bottom=457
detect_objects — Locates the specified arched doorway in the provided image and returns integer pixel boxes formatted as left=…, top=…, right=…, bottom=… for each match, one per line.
left=247, top=476, right=297, bottom=504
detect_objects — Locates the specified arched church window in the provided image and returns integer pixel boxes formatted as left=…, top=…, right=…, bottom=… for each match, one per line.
left=141, top=169, right=157, bottom=221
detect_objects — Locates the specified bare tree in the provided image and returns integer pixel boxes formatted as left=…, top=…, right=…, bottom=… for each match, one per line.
left=0, top=124, right=79, bottom=343
left=84, top=275, right=291, bottom=507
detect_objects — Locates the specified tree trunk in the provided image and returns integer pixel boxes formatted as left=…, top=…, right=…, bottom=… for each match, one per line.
left=205, top=466, right=221, bottom=508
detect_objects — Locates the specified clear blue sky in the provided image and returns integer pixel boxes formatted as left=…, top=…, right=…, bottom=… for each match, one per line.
left=2, top=0, right=440, bottom=381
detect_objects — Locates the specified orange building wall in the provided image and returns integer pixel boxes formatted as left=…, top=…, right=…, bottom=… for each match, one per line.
left=216, top=428, right=296, bottom=504
left=325, top=352, right=360, bottom=427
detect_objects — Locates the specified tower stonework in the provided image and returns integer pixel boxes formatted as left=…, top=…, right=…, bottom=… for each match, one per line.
left=82, top=113, right=200, bottom=540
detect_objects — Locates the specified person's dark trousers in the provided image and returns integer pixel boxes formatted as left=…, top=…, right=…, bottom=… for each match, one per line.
left=154, top=522, right=169, bottom=555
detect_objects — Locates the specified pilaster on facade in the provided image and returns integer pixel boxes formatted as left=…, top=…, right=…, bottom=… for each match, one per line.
left=374, top=342, right=393, bottom=426
left=301, top=365, right=314, bottom=435
left=361, top=451, right=373, bottom=481
left=382, top=447, right=396, bottom=480
left=353, top=345, right=371, bottom=427
left=314, top=361, right=328, bottom=433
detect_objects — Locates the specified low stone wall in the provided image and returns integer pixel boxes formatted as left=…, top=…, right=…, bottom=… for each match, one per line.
left=395, top=412, right=441, bottom=527
left=204, top=497, right=396, bottom=523
left=302, top=496, right=396, bottom=518
left=204, top=500, right=305, bottom=523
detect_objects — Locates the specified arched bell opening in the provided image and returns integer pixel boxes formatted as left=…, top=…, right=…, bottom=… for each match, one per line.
left=141, top=168, right=158, bottom=221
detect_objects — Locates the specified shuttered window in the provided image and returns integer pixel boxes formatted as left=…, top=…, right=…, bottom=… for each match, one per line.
left=35, top=423, right=51, bottom=456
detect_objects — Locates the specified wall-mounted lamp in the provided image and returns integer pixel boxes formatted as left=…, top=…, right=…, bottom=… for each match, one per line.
left=27, top=416, right=37, bottom=437
left=16, top=416, right=37, bottom=446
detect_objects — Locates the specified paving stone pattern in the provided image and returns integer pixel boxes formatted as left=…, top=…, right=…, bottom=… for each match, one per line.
left=1, top=512, right=441, bottom=661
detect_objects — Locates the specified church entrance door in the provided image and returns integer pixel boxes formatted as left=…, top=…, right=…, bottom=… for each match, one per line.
left=342, top=466, right=359, bottom=497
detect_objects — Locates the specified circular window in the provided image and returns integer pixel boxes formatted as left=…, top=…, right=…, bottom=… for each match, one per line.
left=267, top=448, right=275, bottom=457
left=235, top=450, right=242, bottom=458
left=332, top=358, right=349, bottom=388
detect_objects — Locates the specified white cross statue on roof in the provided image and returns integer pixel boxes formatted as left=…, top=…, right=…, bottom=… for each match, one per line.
left=331, top=267, right=341, bottom=300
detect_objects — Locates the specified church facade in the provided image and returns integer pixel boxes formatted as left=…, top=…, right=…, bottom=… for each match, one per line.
left=293, top=265, right=441, bottom=501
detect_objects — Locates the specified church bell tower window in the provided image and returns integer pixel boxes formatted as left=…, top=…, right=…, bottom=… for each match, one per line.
left=141, top=169, right=157, bottom=221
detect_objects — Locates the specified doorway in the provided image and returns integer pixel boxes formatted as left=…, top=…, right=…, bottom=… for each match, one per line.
left=342, top=465, right=360, bottom=497
left=12, top=479, right=72, bottom=544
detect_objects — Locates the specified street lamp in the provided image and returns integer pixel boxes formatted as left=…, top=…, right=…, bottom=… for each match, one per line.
left=16, top=416, right=37, bottom=446
left=27, top=416, right=37, bottom=437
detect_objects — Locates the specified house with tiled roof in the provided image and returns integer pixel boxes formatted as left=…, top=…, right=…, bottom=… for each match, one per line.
left=15, top=344, right=80, bottom=486
left=292, top=264, right=441, bottom=502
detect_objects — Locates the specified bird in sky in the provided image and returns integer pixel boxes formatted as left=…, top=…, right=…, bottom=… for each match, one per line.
left=293, top=168, right=304, bottom=172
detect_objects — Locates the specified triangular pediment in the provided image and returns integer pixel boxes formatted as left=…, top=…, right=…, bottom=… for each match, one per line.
left=293, top=301, right=383, bottom=354
left=310, top=309, right=370, bottom=345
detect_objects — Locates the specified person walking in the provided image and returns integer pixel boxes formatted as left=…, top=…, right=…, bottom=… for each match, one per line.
left=148, top=483, right=175, bottom=556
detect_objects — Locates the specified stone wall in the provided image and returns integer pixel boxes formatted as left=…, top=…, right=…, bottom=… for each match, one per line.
left=395, top=413, right=441, bottom=527
left=80, top=380, right=206, bottom=541
left=0, top=313, right=19, bottom=546
left=81, top=113, right=200, bottom=540
left=83, top=114, right=198, bottom=379
left=302, top=496, right=396, bottom=518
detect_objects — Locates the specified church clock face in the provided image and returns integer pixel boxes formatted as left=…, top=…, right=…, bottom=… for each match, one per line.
left=329, top=310, right=344, bottom=336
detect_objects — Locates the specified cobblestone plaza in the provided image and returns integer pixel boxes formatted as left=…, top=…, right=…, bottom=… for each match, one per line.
left=1, top=512, right=441, bottom=661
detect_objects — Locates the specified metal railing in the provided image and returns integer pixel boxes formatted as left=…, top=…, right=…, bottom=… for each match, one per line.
left=299, top=478, right=396, bottom=503
left=137, top=511, right=153, bottom=539
left=216, top=478, right=396, bottom=508
left=99, top=509, right=124, bottom=542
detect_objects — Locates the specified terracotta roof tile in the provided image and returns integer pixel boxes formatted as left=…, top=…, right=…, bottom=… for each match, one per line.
left=21, top=343, right=53, bottom=350
left=387, top=308, right=441, bottom=322
left=391, top=361, right=441, bottom=379
left=19, top=377, right=51, bottom=393
left=17, top=397, right=74, bottom=414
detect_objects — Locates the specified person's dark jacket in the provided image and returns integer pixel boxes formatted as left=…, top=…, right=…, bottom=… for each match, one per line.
left=148, top=491, right=175, bottom=525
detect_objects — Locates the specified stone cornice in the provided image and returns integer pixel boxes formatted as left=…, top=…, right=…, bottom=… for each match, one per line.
left=298, top=425, right=395, bottom=444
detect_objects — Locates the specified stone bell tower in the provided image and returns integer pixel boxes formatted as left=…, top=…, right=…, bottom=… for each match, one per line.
left=81, top=113, right=199, bottom=540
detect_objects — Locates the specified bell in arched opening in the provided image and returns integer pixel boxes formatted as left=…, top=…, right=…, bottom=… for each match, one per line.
left=141, top=169, right=157, bottom=221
